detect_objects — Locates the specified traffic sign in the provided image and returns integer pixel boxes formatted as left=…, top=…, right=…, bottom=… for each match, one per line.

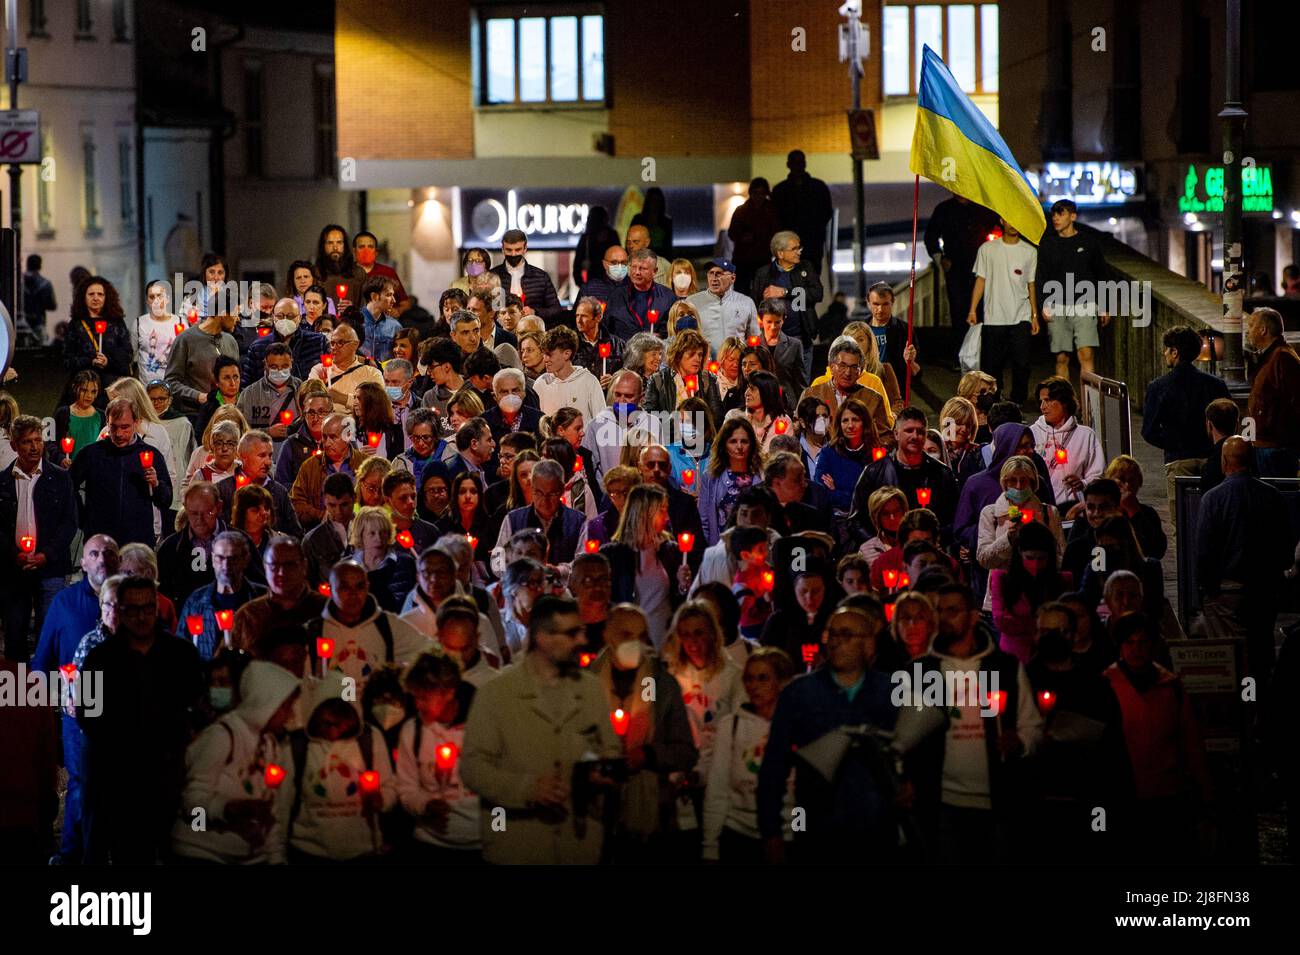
left=847, top=108, right=878, bottom=160
left=0, top=110, right=41, bottom=164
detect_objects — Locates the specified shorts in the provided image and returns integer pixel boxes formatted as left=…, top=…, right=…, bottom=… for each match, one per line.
left=1048, top=308, right=1100, bottom=353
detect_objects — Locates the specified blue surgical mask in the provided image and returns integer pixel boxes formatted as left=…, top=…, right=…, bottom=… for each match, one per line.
left=1005, top=487, right=1031, bottom=505
left=607, top=263, right=629, bottom=281
left=268, top=369, right=291, bottom=385
left=612, top=401, right=638, bottom=417
left=385, top=385, right=404, bottom=401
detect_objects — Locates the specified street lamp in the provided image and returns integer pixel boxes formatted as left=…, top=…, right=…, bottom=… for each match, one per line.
left=1218, top=0, right=1248, bottom=387
left=839, top=0, right=869, bottom=317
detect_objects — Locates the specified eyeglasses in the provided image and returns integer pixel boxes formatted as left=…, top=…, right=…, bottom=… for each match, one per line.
left=272, top=312, right=299, bottom=320
left=643, top=461, right=671, bottom=472
left=212, top=441, right=237, bottom=451
left=304, top=409, right=328, bottom=419
left=834, top=362, right=862, bottom=373
left=410, top=433, right=436, bottom=444
left=533, top=489, right=563, bottom=502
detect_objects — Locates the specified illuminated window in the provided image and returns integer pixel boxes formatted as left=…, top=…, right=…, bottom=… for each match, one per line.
left=480, top=7, right=604, bottom=106
left=882, top=2, right=999, bottom=96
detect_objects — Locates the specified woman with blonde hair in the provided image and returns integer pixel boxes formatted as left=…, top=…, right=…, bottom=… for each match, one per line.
left=669, top=258, right=698, bottom=298
left=617, top=426, right=657, bottom=470
left=976, top=454, right=1064, bottom=610
left=957, top=369, right=999, bottom=443
left=347, top=505, right=416, bottom=613
left=663, top=600, right=744, bottom=791
left=843, top=320, right=902, bottom=413
left=1103, top=454, right=1167, bottom=561
left=353, top=455, right=391, bottom=509
left=605, top=483, right=692, bottom=647
left=577, top=464, right=639, bottom=552
left=859, top=485, right=908, bottom=566
left=118, top=542, right=179, bottom=634
left=644, top=327, right=723, bottom=424
left=186, top=405, right=248, bottom=487
left=517, top=330, right=546, bottom=382
left=715, top=336, right=745, bottom=413
left=890, top=591, right=938, bottom=660
left=939, top=395, right=983, bottom=488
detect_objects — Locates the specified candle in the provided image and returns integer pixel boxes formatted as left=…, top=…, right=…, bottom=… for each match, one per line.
left=466, top=534, right=478, bottom=550
left=359, top=770, right=381, bottom=794
left=598, top=342, right=611, bottom=359
left=883, top=569, right=899, bottom=588
left=318, top=583, right=332, bottom=597
left=317, top=637, right=335, bottom=660
left=987, top=689, right=1007, bottom=717
left=573, top=457, right=583, bottom=474
left=280, top=409, right=295, bottom=425
left=335, top=283, right=347, bottom=301
left=367, top=432, right=381, bottom=448
left=872, top=446, right=887, bottom=461
left=610, top=708, right=630, bottom=737
left=138, top=450, right=153, bottom=468
left=61, top=436, right=75, bottom=454
left=235, top=473, right=250, bottom=488
left=173, top=323, right=185, bottom=336
left=188, top=307, right=198, bottom=324
left=598, top=341, right=611, bottom=376
left=648, top=309, right=658, bottom=326
left=435, top=742, right=459, bottom=772
left=916, top=487, right=931, bottom=506
left=264, top=763, right=287, bottom=789
left=1054, top=448, right=1068, bottom=464
left=322, top=354, right=334, bottom=368
left=800, top=643, right=818, bottom=668
left=682, top=468, right=695, bottom=487
left=707, top=360, right=720, bottom=375
left=216, top=609, right=234, bottom=631
left=677, top=532, right=694, bottom=553
left=747, top=336, right=760, bottom=347
left=774, top=418, right=788, bottom=435
left=1036, top=690, right=1057, bottom=714
left=396, top=530, right=415, bottom=549
left=186, top=615, right=204, bottom=637
left=1020, top=509, right=1035, bottom=525
left=60, top=662, right=78, bottom=681
left=579, top=651, right=596, bottom=668
left=898, top=573, right=911, bottom=589
left=19, top=535, right=36, bottom=553
left=94, top=320, right=106, bottom=351
left=685, top=375, right=698, bottom=395
left=257, top=327, right=271, bottom=337
left=884, top=603, right=896, bottom=622
left=761, top=570, right=775, bottom=591
left=585, top=539, right=600, bottom=553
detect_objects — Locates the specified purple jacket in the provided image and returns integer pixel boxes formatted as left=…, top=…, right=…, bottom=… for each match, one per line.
left=954, top=423, right=1055, bottom=552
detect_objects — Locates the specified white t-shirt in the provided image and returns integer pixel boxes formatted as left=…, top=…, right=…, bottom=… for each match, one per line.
left=134, top=314, right=181, bottom=383
left=973, top=238, right=1037, bottom=326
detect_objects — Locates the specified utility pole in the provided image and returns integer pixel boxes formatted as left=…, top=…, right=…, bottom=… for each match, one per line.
left=1218, top=0, right=1247, bottom=387
left=4, top=0, right=24, bottom=332
left=839, top=0, right=868, bottom=316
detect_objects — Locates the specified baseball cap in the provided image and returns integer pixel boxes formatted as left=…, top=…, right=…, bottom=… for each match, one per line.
left=707, top=258, right=737, bottom=274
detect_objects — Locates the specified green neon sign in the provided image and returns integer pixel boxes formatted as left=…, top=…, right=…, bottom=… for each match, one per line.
left=1178, top=163, right=1274, bottom=214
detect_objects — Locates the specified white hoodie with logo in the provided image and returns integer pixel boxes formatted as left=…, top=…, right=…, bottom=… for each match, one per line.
left=533, top=363, right=608, bottom=426
left=396, top=716, right=481, bottom=850
left=320, top=597, right=433, bottom=696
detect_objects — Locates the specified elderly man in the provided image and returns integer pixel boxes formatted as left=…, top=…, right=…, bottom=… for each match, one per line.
left=176, top=531, right=265, bottom=660
left=215, top=430, right=302, bottom=537
left=312, top=323, right=383, bottom=415
left=242, top=297, right=325, bottom=384
left=290, top=413, right=368, bottom=528
left=752, top=230, right=823, bottom=377
left=578, top=243, right=630, bottom=304
left=624, top=223, right=671, bottom=285
left=492, top=459, right=585, bottom=566
left=1196, top=435, right=1293, bottom=689
left=483, top=367, right=543, bottom=443
left=383, top=358, right=417, bottom=448
left=583, top=369, right=662, bottom=489
left=688, top=258, right=759, bottom=356
left=71, top=397, right=172, bottom=548
left=799, top=336, right=892, bottom=443
left=1, top=414, right=77, bottom=661
left=461, top=594, right=623, bottom=864
left=637, top=444, right=704, bottom=571
left=157, top=481, right=227, bottom=605
left=603, top=248, right=675, bottom=341
left=233, top=535, right=328, bottom=655
left=446, top=417, right=497, bottom=484
left=1245, top=306, right=1300, bottom=477
left=274, top=391, right=332, bottom=486
left=490, top=227, right=562, bottom=321
left=572, top=295, right=625, bottom=390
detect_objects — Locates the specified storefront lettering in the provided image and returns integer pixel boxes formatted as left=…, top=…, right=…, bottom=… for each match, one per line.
left=1178, top=164, right=1273, bottom=214
left=471, top=189, right=590, bottom=243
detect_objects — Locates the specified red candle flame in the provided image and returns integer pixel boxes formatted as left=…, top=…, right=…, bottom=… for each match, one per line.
left=466, top=534, right=478, bottom=550
left=898, top=573, right=911, bottom=588
left=257, top=327, right=271, bottom=337
left=236, top=473, right=250, bottom=488
left=94, top=321, right=107, bottom=335
left=579, top=652, right=595, bottom=668
left=707, top=360, right=720, bottom=375
left=186, top=615, right=204, bottom=637
left=60, top=662, right=78, bottom=680
left=138, top=450, right=153, bottom=468
left=188, top=308, right=198, bottom=323
left=174, top=323, right=185, bottom=335
left=885, top=603, right=896, bottom=622
left=573, top=457, right=583, bottom=473
left=1054, top=448, right=1068, bottom=464
left=677, top=532, right=694, bottom=553
left=280, top=409, right=294, bottom=425
left=800, top=643, right=818, bottom=665
left=774, top=418, right=788, bottom=434
left=987, top=690, right=1007, bottom=717
left=264, top=763, right=286, bottom=788
left=682, top=468, right=695, bottom=486
left=747, top=336, right=760, bottom=347
left=585, top=540, right=600, bottom=553
left=883, top=569, right=899, bottom=588
left=318, top=583, right=332, bottom=597
left=916, top=487, right=931, bottom=506
left=216, top=609, right=234, bottom=631
left=610, top=708, right=630, bottom=737
left=359, top=770, right=380, bottom=794
left=367, top=432, right=381, bottom=448
left=317, top=637, right=335, bottom=659
left=598, top=342, right=611, bottom=359
left=435, top=742, right=459, bottom=772
left=322, top=354, right=334, bottom=368
left=761, top=570, right=775, bottom=591
left=872, top=446, right=888, bottom=461
left=61, top=436, right=76, bottom=454
left=648, top=309, right=658, bottom=322
left=335, top=284, right=347, bottom=300
left=19, top=535, right=36, bottom=553
left=396, top=530, right=414, bottom=549
left=1037, top=690, right=1057, bottom=714
left=1020, top=509, right=1035, bottom=525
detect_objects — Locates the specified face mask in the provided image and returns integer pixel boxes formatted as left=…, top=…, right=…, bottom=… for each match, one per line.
left=385, top=385, right=405, bottom=402
left=466, top=261, right=486, bottom=277
left=680, top=423, right=697, bottom=445
left=612, top=401, right=638, bottom=417
left=268, top=368, right=291, bottom=385
left=355, top=248, right=377, bottom=267
left=504, top=254, right=525, bottom=268
left=371, top=703, right=405, bottom=731
left=498, top=394, right=523, bottom=414
left=607, top=263, right=629, bottom=281
left=208, top=686, right=233, bottom=712
left=673, top=272, right=691, bottom=291
left=813, top=416, right=829, bottom=435
left=614, top=640, right=643, bottom=670
left=274, top=319, right=299, bottom=338
left=1005, top=487, right=1031, bottom=505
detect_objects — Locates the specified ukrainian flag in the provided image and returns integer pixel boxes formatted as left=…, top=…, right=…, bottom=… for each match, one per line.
left=910, top=45, right=1046, bottom=241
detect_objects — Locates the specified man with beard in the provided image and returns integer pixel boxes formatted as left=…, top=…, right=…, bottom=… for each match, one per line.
left=461, top=594, right=623, bottom=863
left=352, top=230, right=409, bottom=315
left=315, top=223, right=366, bottom=325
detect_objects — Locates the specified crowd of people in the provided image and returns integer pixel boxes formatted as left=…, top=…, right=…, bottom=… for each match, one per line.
left=0, top=182, right=1295, bottom=867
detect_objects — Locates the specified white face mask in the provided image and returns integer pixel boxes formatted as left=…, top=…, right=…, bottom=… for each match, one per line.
left=498, top=394, right=523, bottom=414
left=680, top=423, right=698, bottom=444
left=371, top=703, right=405, bottom=731
left=814, top=417, right=829, bottom=435
left=672, top=273, right=691, bottom=291
left=274, top=318, right=299, bottom=338
left=615, top=640, right=643, bottom=669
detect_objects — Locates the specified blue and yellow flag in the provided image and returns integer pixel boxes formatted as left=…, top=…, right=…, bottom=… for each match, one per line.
left=909, top=45, right=1046, bottom=241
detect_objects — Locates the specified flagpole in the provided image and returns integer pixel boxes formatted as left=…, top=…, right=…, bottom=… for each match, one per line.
left=904, top=173, right=919, bottom=406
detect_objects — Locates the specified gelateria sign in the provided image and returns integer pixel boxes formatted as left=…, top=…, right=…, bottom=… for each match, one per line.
left=1177, top=163, right=1274, bottom=214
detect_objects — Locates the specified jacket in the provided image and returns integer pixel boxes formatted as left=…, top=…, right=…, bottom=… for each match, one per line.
left=62, top=316, right=133, bottom=394
left=243, top=326, right=327, bottom=385
left=813, top=443, right=870, bottom=514
left=290, top=449, right=369, bottom=527
left=759, top=332, right=807, bottom=404
left=989, top=567, right=1073, bottom=663
left=235, top=376, right=302, bottom=435
left=850, top=449, right=961, bottom=541
left=316, top=595, right=432, bottom=691
left=164, top=326, right=242, bottom=414
left=70, top=438, right=173, bottom=548
left=31, top=578, right=101, bottom=675
left=490, top=262, right=562, bottom=321
left=955, top=423, right=1057, bottom=553
left=502, top=503, right=586, bottom=565
left=798, top=380, right=893, bottom=447
left=156, top=521, right=228, bottom=606
left=696, top=465, right=761, bottom=547
left=687, top=288, right=759, bottom=356
left=643, top=365, right=725, bottom=425
left=175, top=580, right=265, bottom=660
left=601, top=539, right=687, bottom=614
left=751, top=260, right=823, bottom=341
left=1104, top=662, right=1213, bottom=802
left=1247, top=338, right=1300, bottom=449
left=170, top=661, right=301, bottom=863
left=0, top=460, right=77, bottom=578
left=573, top=330, right=626, bottom=379
left=1029, top=415, right=1106, bottom=507
left=460, top=657, right=623, bottom=863
left=1141, top=361, right=1231, bottom=463
left=273, top=422, right=322, bottom=487
left=603, top=281, right=676, bottom=341
left=396, top=707, right=482, bottom=849
left=302, top=519, right=347, bottom=587
left=216, top=473, right=303, bottom=539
